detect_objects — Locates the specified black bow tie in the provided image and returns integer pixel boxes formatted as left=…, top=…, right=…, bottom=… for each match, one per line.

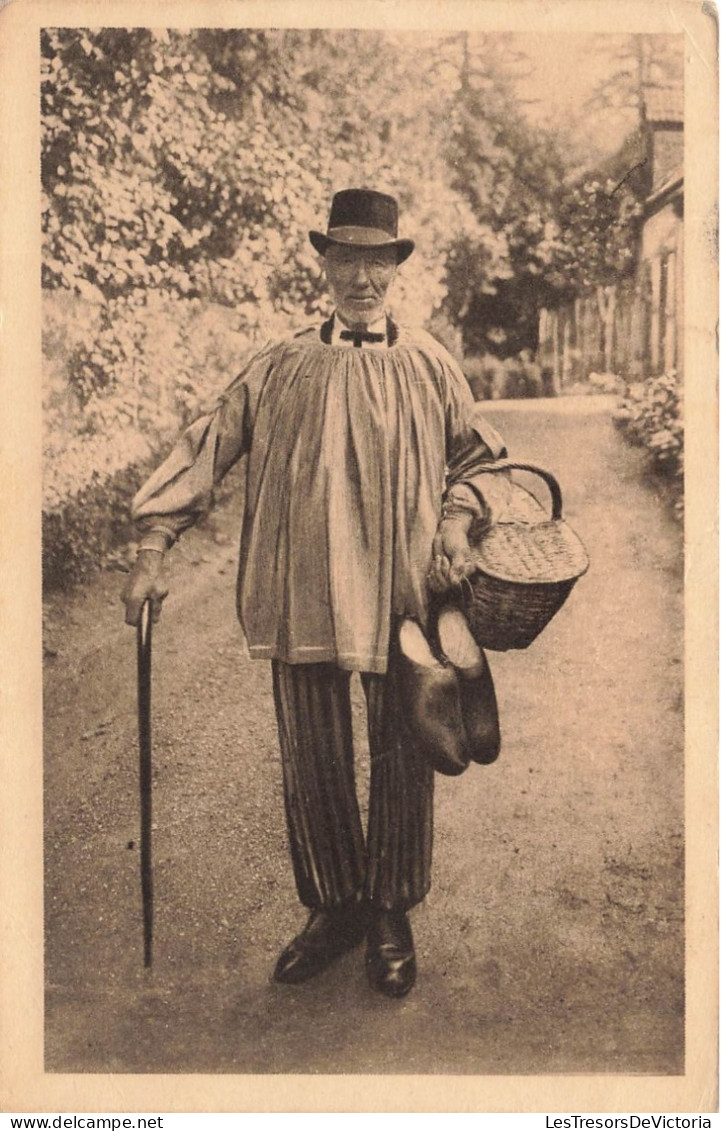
left=339, top=329, right=385, bottom=348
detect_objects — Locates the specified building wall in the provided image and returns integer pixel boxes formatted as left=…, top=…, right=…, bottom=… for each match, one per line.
left=641, top=192, right=683, bottom=376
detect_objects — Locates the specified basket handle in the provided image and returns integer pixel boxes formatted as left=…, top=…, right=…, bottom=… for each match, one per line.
left=460, top=459, right=563, bottom=521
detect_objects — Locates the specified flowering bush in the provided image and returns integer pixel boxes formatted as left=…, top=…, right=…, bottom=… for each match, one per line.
left=613, top=373, right=684, bottom=515
left=42, top=290, right=276, bottom=590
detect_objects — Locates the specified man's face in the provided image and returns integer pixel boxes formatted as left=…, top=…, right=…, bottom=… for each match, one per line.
left=324, top=244, right=397, bottom=327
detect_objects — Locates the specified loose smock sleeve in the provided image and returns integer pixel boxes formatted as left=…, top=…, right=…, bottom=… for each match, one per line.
left=440, top=347, right=512, bottom=522
left=131, top=340, right=277, bottom=543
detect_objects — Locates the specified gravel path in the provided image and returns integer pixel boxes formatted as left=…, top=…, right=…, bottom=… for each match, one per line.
left=43, top=394, right=684, bottom=1075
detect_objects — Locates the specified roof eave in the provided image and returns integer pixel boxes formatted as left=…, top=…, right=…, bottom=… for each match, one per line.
left=644, top=172, right=684, bottom=218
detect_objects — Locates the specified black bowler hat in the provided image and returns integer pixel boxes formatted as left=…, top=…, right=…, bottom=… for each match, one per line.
left=309, top=188, right=415, bottom=264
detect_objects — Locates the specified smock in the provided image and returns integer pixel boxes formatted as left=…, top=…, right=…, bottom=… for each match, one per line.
left=132, top=321, right=508, bottom=673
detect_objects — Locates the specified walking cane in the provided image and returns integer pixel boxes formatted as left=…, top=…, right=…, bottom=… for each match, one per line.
left=136, top=598, right=154, bottom=968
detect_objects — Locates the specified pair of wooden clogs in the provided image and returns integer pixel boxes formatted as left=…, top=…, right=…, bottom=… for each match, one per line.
left=398, top=610, right=501, bottom=776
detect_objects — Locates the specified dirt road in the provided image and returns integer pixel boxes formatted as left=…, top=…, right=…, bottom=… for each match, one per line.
left=43, top=394, right=684, bottom=1076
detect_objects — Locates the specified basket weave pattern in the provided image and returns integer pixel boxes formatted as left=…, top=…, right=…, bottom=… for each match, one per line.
left=474, top=521, right=590, bottom=585
left=452, top=461, right=589, bottom=652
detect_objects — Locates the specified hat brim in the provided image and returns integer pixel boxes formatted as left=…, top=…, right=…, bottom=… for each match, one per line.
left=309, top=229, right=414, bottom=265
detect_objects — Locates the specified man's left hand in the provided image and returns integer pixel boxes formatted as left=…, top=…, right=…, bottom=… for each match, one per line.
left=428, top=513, right=477, bottom=592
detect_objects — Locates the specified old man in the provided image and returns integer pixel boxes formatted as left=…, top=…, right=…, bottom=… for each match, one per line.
left=122, top=188, right=508, bottom=998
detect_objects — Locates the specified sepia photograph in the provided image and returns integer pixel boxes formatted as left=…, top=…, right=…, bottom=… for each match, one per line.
left=1, top=0, right=717, bottom=1114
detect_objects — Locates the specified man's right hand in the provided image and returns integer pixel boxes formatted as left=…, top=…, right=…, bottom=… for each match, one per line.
left=121, top=550, right=170, bottom=626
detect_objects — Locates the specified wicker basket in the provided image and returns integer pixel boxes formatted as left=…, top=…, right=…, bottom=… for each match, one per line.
left=453, top=460, right=590, bottom=652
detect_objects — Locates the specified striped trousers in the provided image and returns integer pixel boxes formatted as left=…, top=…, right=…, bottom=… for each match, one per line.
left=271, top=646, right=434, bottom=912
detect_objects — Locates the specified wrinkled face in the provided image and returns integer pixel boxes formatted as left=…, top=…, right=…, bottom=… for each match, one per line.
left=324, top=244, right=397, bottom=327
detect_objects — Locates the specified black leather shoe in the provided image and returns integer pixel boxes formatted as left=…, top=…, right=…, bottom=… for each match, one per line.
left=273, top=904, right=369, bottom=985
left=437, top=607, right=501, bottom=764
left=366, top=909, right=417, bottom=999
left=398, top=618, right=470, bottom=776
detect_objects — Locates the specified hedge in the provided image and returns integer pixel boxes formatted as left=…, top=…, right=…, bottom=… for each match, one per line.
left=42, top=459, right=159, bottom=592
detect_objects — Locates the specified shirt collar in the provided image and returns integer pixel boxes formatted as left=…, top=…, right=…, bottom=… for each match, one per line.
left=330, top=312, right=388, bottom=348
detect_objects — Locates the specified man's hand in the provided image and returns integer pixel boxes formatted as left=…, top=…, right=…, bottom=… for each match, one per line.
left=428, top=512, right=477, bottom=593
left=121, top=550, right=170, bottom=626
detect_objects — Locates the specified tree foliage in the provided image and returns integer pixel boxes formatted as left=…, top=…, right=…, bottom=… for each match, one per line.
left=583, top=33, right=683, bottom=117
left=42, top=27, right=676, bottom=564
left=439, top=34, right=568, bottom=356
left=548, top=128, right=649, bottom=297
left=42, top=29, right=326, bottom=318
left=43, top=27, right=576, bottom=364
left=544, top=33, right=681, bottom=298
